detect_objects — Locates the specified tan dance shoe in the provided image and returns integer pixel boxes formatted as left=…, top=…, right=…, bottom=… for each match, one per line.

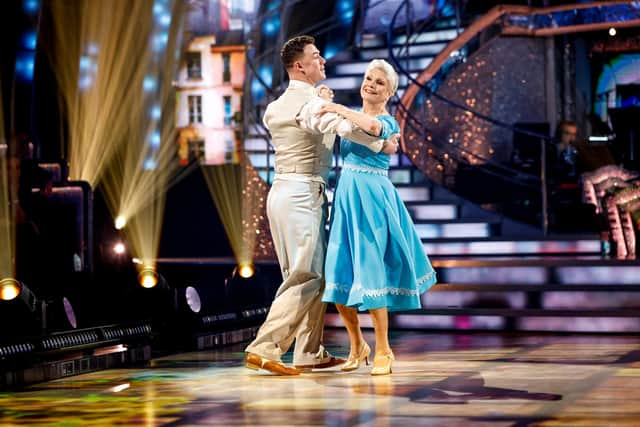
left=341, top=342, right=371, bottom=372
left=245, top=353, right=301, bottom=376
left=371, top=351, right=395, bottom=376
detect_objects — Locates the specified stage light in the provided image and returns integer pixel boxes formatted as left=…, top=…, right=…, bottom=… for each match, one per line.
left=185, top=286, right=201, bottom=313
left=0, top=278, right=21, bottom=301
left=225, top=265, right=274, bottom=311
left=238, top=263, right=254, bottom=279
left=138, top=268, right=159, bottom=289
left=115, top=216, right=126, bottom=230
left=113, top=242, right=126, bottom=255
left=0, top=280, right=40, bottom=336
left=44, top=296, right=78, bottom=331
left=609, top=27, right=617, bottom=36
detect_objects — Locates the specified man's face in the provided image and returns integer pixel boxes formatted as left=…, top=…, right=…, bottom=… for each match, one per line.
left=297, top=43, right=326, bottom=84
left=560, top=124, right=577, bottom=144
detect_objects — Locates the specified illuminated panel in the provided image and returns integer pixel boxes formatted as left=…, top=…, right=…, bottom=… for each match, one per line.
left=519, top=317, right=640, bottom=333
left=407, top=204, right=457, bottom=220
left=421, top=290, right=527, bottom=309
left=556, top=266, right=640, bottom=284
left=424, top=240, right=600, bottom=256
left=414, top=222, right=490, bottom=239
left=440, top=266, right=547, bottom=284
left=396, top=186, right=430, bottom=201
left=543, top=292, right=640, bottom=309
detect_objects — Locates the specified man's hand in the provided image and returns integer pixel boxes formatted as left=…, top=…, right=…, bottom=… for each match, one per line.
left=316, top=102, right=344, bottom=116
left=315, top=85, right=334, bottom=100
left=382, top=133, right=400, bottom=154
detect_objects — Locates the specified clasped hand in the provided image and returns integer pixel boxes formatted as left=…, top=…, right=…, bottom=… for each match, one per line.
left=383, top=133, right=400, bottom=154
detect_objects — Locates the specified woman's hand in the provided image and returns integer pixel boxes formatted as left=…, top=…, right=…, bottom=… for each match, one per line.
left=316, top=102, right=345, bottom=116
left=382, top=133, right=400, bottom=154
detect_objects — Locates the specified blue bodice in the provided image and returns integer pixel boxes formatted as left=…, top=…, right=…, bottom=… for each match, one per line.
left=340, top=115, right=400, bottom=170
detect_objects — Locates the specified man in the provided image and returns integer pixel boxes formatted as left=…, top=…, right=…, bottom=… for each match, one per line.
left=245, top=35, right=398, bottom=375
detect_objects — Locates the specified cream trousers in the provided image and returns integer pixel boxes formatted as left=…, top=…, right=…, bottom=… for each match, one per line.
left=245, top=177, right=329, bottom=365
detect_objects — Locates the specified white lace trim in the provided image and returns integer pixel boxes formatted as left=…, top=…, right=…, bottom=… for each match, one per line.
left=416, top=270, right=436, bottom=285
left=342, top=163, right=388, bottom=177
left=326, top=271, right=436, bottom=298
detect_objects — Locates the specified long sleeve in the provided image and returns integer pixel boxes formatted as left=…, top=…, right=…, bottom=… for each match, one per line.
left=296, top=97, right=384, bottom=153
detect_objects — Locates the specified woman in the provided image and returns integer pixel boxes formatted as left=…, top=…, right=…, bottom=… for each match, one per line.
left=318, top=59, right=437, bottom=375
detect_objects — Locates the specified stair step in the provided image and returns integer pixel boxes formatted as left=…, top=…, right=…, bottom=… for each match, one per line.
left=325, top=312, right=640, bottom=332
left=388, top=169, right=410, bottom=184
left=244, top=138, right=270, bottom=151
left=406, top=307, right=640, bottom=317
left=360, top=27, right=459, bottom=48
left=423, top=238, right=601, bottom=256
left=415, top=221, right=492, bottom=239
left=392, top=28, right=460, bottom=45
left=405, top=202, right=458, bottom=220
left=331, top=60, right=424, bottom=77
left=396, top=185, right=430, bottom=201
left=432, top=257, right=640, bottom=285
left=358, top=43, right=447, bottom=61
left=422, top=290, right=640, bottom=311
left=430, top=283, right=640, bottom=291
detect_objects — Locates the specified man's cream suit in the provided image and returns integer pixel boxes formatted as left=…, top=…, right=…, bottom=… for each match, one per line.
left=245, top=80, right=383, bottom=365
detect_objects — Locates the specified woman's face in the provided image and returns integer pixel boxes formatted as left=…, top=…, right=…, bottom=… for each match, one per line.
left=360, top=68, right=392, bottom=104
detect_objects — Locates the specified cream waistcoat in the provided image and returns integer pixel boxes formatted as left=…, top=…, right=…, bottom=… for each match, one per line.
left=263, top=82, right=336, bottom=183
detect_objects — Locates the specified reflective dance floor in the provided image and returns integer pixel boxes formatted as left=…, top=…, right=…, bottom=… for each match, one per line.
left=2, top=330, right=640, bottom=426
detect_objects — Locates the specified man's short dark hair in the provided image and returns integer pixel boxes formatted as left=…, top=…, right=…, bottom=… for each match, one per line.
left=280, top=35, right=315, bottom=69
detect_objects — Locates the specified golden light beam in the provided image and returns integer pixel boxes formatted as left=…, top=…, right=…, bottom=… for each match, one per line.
left=99, top=0, right=185, bottom=270
left=201, top=163, right=250, bottom=266
left=47, top=0, right=156, bottom=187
left=48, top=0, right=185, bottom=271
left=0, top=149, right=16, bottom=280
left=0, top=86, right=16, bottom=280
left=201, top=154, right=275, bottom=269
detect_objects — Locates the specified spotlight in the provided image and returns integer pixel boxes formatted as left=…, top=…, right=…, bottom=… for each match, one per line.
left=115, top=216, right=127, bottom=230
left=0, top=279, right=75, bottom=334
left=0, top=278, right=37, bottom=311
left=133, top=268, right=202, bottom=337
left=0, top=278, right=21, bottom=301
left=238, top=263, right=254, bottom=279
left=609, top=27, right=617, bottom=36
left=113, top=242, right=126, bottom=255
left=138, top=268, right=159, bottom=289
left=226, top=265, right=273, bottom=311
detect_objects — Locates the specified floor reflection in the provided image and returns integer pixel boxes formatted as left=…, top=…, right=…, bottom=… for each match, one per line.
left=1, top=330, right=640, bottom=425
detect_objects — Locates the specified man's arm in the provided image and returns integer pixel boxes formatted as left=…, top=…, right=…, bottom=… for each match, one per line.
left=296, top=97, right=384, bottom=153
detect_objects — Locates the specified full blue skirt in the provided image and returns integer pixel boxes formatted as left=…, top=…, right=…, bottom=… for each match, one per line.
left=322, top=167, right=436, bottom=312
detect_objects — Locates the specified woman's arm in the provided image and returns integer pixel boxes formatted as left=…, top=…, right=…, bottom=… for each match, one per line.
left=316, top=103, right=382, bottom=136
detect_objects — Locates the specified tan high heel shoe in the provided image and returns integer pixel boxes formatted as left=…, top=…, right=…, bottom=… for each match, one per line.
left=371, top=351, right=394, bottom=376
left=341, top=342, right=371, bottom=372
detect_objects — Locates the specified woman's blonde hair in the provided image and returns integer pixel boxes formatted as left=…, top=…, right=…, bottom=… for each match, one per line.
left=365, top=59, right=399, bottom=95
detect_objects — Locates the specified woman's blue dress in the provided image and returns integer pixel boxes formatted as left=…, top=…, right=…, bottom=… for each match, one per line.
left=322, top=115, right=437, bottom=312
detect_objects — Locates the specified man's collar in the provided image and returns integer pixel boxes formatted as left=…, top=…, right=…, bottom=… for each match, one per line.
left=288, top=79, right=315, bottom=90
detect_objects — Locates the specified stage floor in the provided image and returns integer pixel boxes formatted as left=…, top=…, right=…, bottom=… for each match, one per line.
left=2, top=330, right=640, bottom=426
